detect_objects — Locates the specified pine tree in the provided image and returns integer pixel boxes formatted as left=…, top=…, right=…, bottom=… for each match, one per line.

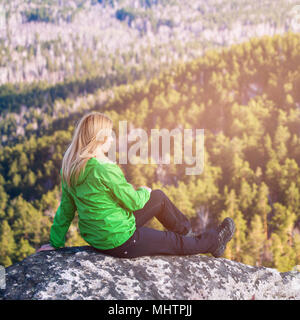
left=253, top=182, right=271, bottom=242
left=273, top=125, right=290, bottom=162
left=219, top=187, right=247, bottom=262
left=0, top=177, right=8, bottom=218
left=11, top=195, right=43, bottom=245
left=243, top=214, right=265, bottom=266
left=270, top=233, right=296, bottom=272
left=239, top=179, right=257, bottom=221
left=293, top=233, right=300, bottom=266
left=271, top=203, right=297, bottom=247
left=284, top=182, right=300, bottom=218
left=0, top=221, right=16, bottom=267
left=15, top=238, right=35, bottom=261
left=269, top=202, right=297, bottom=271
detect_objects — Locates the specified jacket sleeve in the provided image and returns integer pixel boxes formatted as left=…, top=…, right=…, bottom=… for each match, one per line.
left=50, top=171, right=76, bottom=249
left=96, top=164, right=151, bottom=212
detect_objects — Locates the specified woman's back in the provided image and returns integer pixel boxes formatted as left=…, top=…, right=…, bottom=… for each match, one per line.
left=50, top=157, right=150, bottom=250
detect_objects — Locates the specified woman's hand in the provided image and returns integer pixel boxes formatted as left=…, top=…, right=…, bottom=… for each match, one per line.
left=36, top=243, right=56, bottom=253
left=140, top=186, right=152, bottom=193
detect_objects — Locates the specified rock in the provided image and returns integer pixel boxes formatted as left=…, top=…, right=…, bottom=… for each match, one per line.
left=1, top=246, right=300, bottom=300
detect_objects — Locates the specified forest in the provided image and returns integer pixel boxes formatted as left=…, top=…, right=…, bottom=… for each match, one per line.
left=0, top=31, right=300, bottom=272
left=0, top=0, right=297, bottom=87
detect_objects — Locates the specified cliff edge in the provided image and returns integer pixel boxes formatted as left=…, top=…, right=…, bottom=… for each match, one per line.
left=1, top=246, right=300, bottom=300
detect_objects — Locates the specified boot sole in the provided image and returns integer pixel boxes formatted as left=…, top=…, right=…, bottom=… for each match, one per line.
left=212, top=217, right=236, bottom=258
left=221, top=217, right=236, bottom=244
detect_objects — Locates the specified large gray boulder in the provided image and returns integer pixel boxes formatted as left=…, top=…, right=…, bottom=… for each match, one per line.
left=1, top=246, right=300, bottom=300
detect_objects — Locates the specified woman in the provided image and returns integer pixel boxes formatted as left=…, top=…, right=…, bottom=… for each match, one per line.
left=37, top=111, right=235, bottom=258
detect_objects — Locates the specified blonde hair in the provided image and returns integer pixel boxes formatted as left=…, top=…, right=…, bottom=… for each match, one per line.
left=61, top=111, right=113, bottom=188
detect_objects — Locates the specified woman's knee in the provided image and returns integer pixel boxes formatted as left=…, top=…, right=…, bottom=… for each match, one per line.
left=151, top=189, right=166, bottom=201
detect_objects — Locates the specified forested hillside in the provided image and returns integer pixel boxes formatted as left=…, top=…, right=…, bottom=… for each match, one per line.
left=0, top=31, right=300, bottom=272
left=1, top=0, right=298, bottom=146
left=0, top=0, right=297, bottom=87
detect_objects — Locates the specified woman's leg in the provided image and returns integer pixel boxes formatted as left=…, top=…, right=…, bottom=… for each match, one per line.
left=94, top=188, right=220, bottom=259
left=132, top=189, right=192, bottom=236
left=94, top=226, right=219, bottom=259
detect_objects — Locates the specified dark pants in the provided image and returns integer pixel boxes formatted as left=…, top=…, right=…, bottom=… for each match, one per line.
left=95, top=189, right=218, bottom=258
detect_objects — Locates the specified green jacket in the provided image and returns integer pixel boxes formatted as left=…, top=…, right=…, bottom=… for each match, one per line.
left=50, top=157, right=151, bottom=250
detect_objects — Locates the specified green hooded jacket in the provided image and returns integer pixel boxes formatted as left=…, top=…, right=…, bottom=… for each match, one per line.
left=49, top=157, right=151, bottom=250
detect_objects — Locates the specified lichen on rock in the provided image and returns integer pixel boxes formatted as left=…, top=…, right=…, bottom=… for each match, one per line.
left=1, top=246, right=300, bottom=300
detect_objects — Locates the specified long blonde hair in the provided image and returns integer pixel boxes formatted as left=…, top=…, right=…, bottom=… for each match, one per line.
left=61, top=111, right=113, bottom=188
